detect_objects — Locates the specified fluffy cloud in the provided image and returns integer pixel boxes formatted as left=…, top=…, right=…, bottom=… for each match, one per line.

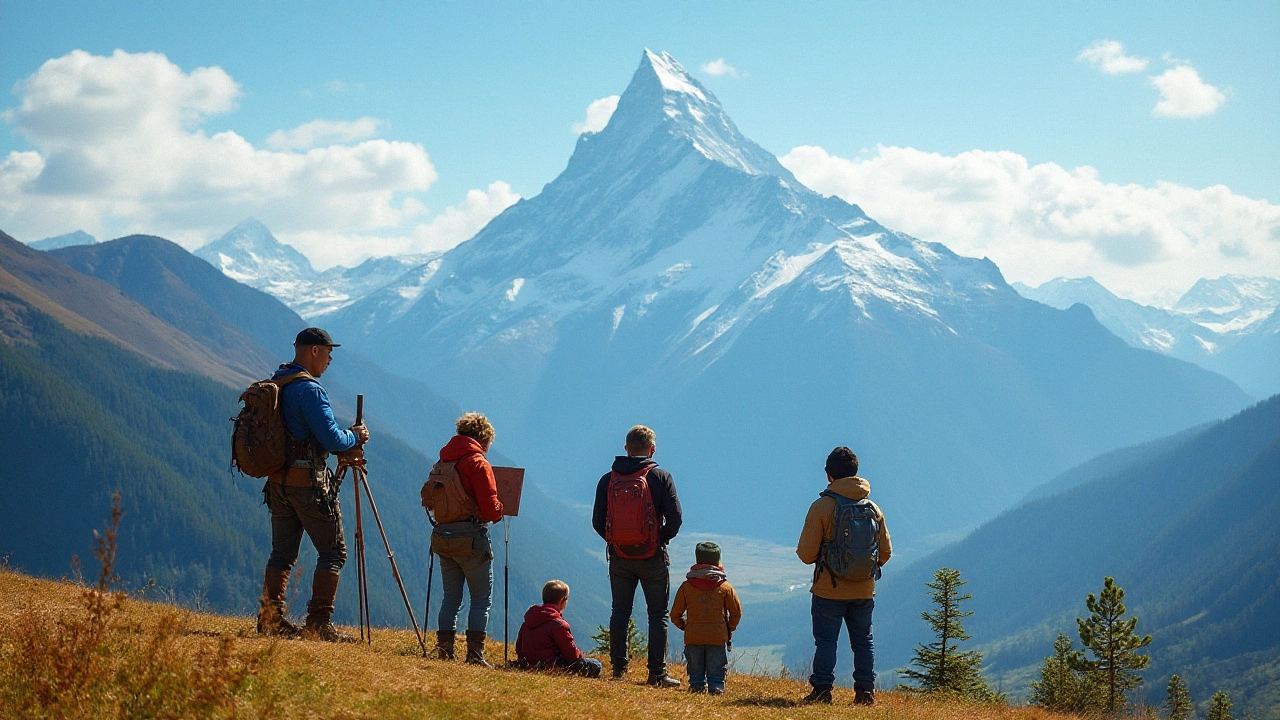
left=266, top=118, right=383, bottom=150
left=1078, top=40, right=1149, bottom=74
left=572, top=95, right=619, bottom=135
left=1150, top=64, right=1227, bottom=118
left=700, top=58, right=739, bottom=77
left=0, top=50, right=514, bottom=266
left=780, top=145, right=1280, bottom=303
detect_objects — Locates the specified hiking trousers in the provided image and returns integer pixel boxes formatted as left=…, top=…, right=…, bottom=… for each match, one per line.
left=263, top=479, right=346, bottom=574
left=685, top=644, right=728, bottom=691
left=809, top=596, right=874, bottom=692
left=608, top=553, right=670, bottom=676
left=437, top=528, right=494, bottom=634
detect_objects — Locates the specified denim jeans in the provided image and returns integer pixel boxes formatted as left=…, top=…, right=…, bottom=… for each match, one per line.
left=608, top=553, right=670, bottom=676
left=685, top=644, right=728, bottom=690
left=557, top=657, right=603, bottom=678
left=809, top=596, right=875, bottom=691
left=437, top=529, right=493, bottom=634
left=264, top=480, right=347, bottom=574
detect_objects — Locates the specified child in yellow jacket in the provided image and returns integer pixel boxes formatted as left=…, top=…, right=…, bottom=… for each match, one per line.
left=670, top=541, right=743, bottom=694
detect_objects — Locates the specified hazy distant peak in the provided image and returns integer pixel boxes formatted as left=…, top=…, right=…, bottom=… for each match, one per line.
left=30, top=230, right=97, bottom=251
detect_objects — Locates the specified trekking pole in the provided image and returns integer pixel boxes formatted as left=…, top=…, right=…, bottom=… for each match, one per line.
left=424, top=546, right=434, bottom=635
left=503, top=516, right=510, bottom=666
left=356, top=465, right=429, bottom=657
left=352, top=395, right=371, bottom=643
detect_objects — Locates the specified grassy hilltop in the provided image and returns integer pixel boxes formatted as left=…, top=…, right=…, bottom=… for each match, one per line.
left=0, top=568, right=1078, bottom=720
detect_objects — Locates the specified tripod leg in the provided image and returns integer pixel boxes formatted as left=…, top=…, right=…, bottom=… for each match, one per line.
left=504, top=517, right=510, bottom=666
left=352, top=468, right=370, bottom=643
left=358, top=468, right=429, bottom=658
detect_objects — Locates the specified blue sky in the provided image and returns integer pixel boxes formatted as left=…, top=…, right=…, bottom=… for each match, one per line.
left=2, top=1, right=1277, bottom=301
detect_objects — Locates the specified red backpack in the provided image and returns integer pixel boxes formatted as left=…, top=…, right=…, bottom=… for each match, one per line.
left=604, top=466, right=659, bottom=560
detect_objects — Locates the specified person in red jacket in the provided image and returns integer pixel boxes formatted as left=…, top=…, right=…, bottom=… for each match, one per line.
left=433, top=412, right=504, bottom=667
left=515, top=580, right=603, bottom=678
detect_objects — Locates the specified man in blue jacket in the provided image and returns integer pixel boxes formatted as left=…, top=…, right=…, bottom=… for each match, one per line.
left=259, top=327, right=369, bottom=642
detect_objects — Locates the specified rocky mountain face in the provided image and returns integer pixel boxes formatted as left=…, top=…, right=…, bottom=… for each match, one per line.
left=194, top=218, right=437, bottom=319
left=324, top=50, right=1248, bottom=553
left=1017, top=276, right=1280, bottom=397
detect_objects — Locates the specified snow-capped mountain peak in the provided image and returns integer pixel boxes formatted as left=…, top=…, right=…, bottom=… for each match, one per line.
left=195, top=218, right=317, bottom=286
left=1173, top=275, right=1280, bottom=333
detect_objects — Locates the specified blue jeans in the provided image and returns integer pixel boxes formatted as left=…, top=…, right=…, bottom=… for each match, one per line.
left=609, top=553, right=670, bottom=676
left=557, top=657, right=603, bottom=678
left=685, top=644, right=728, bottom=691
left=810, top=596, right=875, bottom=691
left=437, top=531, right=493, bottom=634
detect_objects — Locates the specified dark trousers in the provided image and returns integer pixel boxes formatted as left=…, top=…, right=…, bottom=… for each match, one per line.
left=809, top=596, right=875, bottom=691
left=685, top=644, right=728, bottom=690
left=608, top=553, right=670, bottom=676
left=557, top=657, right=603, bottom=678
left=264, top=480, right=346, bottom=574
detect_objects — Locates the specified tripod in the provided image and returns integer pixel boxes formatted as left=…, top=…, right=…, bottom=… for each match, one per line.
left=337, top=395, right=429, bottom=657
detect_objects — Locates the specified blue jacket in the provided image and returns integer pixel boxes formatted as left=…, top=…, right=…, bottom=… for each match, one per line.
left=271, top=363, right=357, bottom=453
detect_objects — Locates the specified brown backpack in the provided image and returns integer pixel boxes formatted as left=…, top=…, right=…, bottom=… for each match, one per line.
left=421, top=458, right=479, bottom=524
left=230, top=371, right=312, bottom=478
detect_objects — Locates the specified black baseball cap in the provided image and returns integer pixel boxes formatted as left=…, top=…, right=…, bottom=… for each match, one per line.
left=294, top=327, right=341, bottom=347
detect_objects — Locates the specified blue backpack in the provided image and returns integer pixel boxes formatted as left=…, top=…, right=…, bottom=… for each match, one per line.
left=818, top=491, right=881, bottom=587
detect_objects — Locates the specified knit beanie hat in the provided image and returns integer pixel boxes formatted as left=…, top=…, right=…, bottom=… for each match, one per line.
left=695, top=541, right=722, bottom=566
left=825, top=446, right=860, bottom=479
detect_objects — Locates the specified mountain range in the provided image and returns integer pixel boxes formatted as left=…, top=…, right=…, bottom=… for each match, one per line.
left=1015, top=276, right=1280, bottom=397
left=313, top=50, right=1248, bottom=557
left=29, top=229, right=97, bottom=251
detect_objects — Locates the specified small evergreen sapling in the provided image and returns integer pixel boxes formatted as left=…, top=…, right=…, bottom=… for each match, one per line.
left=899, top=567, right=999, bottom=701
left=1206, top=690, right=1234, bottom=720
left=1076, top=576, right=1152, bottom=714
left=589, top=617, right=647, bottom=661
left=1030, top=633, right=1098, bottom=713
left=1165, top=674, right=1193, bottom=720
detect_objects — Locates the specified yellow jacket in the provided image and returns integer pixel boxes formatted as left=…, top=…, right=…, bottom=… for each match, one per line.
left=670, top=575, right=743, bottom=646
left=796, top=476, right=891, bottom=600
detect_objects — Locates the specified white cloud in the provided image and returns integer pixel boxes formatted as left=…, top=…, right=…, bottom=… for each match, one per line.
left=266, top=118, right=384, bottom=150
left=1150, top=64, right=1226, bottom=118
left=571, top=95, right=619, bottom=134
left=1078, top=40, right=1149, bottom=74
left=700, top=58, right=739, bottom=77
left=780, top=145, right=1280, bottom=303
left=0, top=49, right=514, bottom=266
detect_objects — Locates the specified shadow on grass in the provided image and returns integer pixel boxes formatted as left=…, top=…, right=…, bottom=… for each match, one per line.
left=728, top=695, right=801, bottom=708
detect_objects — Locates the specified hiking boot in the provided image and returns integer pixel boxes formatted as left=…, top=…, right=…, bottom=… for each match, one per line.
left=302, top=570, right=355, bottom=643
left=709, top=686, right=725, bottom=696
left=802, top=686, right=833, bottom=704
left=689, top=684, right=707, bottom=694
left=465, top=630, right=493, bottom=668
left=256, top=567, right=298, bottom=638
left=436, top=630, right=457, bottom=660
left=854, top=690, right=875, bottom=706
left=611, top=665, right=627, bottom=679
left=647, top=673, right=682, bottom=688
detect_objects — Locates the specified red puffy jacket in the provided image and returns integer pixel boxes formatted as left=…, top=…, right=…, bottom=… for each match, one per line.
left=438, top=435, right=503, bottom=523
left=515, top=604, right=583, bottom=664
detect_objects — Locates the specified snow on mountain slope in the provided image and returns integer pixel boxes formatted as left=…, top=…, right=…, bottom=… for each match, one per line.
left=327, top=50, right=1247, bottom=552
left=1173, top=275, right=1280, bottom=334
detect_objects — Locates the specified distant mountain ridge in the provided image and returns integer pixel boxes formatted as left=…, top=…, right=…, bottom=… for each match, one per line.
left=1016, top=276, right=1280, bottom=396
left=30, top=229, right=97, bottom=251
left=194, top=218, right=439, bottom=319
left=319, top=50, right=1247, bottom=557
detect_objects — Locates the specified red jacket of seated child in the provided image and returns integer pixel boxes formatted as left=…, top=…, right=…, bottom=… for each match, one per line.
left=515, top=603, right=584, bottom=664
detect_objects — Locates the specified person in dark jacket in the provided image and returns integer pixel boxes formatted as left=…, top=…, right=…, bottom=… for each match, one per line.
left=591, top=425, right=683, bottom=687
left=515, top=580, right=602, bottom=678
left=260, top=327, right=368, bottom=643
left=434, top=412, right=504, bottom=667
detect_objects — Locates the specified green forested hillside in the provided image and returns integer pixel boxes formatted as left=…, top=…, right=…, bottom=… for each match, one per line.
left=869, top=396, right=1280, bottom=717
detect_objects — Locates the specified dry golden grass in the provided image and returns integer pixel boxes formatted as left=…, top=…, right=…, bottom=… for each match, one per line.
left=0, top=569, right=1087, bottom=720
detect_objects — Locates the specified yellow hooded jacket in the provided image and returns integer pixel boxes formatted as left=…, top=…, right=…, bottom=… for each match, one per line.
left=796, top=476, right=892, bottom=600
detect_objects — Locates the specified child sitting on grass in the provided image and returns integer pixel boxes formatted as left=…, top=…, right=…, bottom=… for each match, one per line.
left=515, top=579, right=603, bottom=677
left=670, top=542, right=743, bottom=694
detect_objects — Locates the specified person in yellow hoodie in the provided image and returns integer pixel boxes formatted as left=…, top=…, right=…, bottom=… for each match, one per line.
left=670, top=541, right=742, bottom=695
left=796, top=447, right=891, bottom=706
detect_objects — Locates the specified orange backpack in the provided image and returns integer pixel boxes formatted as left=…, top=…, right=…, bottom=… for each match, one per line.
left=230, top=371, right=311, bottom=478
left=421, top=458, right=479, bottom=524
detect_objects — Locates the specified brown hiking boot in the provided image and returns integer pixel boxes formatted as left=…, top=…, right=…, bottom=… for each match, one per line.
left=854, top=690, right=875, bottom=706
left=802, top=686, right=833, bottom=704
left=465, top=630, right=493, bottom=668
left=301, top=570, right=355, bottom=643
left=256, top=567, right=298, bottom=638
left=436, top=630, right=457, bottom=660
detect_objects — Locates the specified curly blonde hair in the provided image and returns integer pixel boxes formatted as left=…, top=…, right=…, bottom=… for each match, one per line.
left=456, top=412, right=496, bottom=446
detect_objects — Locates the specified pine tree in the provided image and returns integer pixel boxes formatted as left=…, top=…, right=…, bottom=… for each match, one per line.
left=589, top=618, right=646, bottom=660
left=1076, top=576, right=1152, bottom=714
left=899, top=567, right=999, bottom=701
left=1030, top=633, right=1099, bottom=713
left=1206, top=690, right=1234, bottom=720
left=1165, top=675, right=1193, bottom=720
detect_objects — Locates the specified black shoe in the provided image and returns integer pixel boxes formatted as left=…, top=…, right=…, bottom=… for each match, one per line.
left=689, top=685, right=706, bottom=694
left=647, top=674, right=682, bottom=688
left=802, top=686, right=833, bottom=704
left=854, top=690, right=875, bottom=706
left=709, top=687, right=724, bottom=696
left=612, top=665, right=627, bottom=679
